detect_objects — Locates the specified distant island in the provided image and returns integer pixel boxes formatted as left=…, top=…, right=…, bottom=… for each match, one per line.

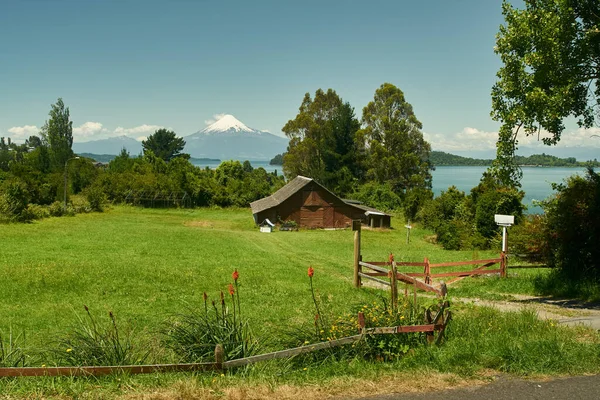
left=78, top=153, right=220, bottom=164
left=430, top=151, right=600, bottom=167
left=269, top=153, right=284, bottom=165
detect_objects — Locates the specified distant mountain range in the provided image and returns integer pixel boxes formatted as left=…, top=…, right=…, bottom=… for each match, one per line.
left=71, top=114, right=598, bottom=163
left=72, top=114, right=289, bottom=161
left=73, top=136, right=143, bottom=156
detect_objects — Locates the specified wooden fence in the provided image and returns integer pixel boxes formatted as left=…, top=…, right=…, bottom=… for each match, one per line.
left=356, top=254, right=506, bottom=293
left=352, top=222, right=507, bottom=292
left=0, top=307, right=451, bottom=378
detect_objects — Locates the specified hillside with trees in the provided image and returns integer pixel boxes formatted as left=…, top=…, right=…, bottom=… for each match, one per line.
left=429, top=151, right=600, bottom=167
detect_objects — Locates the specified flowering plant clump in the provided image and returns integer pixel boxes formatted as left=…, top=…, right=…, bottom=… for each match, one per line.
left=358, top=295, right=446, bottom=360
left=163, top=269, right=258, bottom=363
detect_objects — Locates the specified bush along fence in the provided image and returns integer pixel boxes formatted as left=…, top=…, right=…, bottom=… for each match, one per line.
left=352, top=223, right=506, bottom=294
left=0, top=267, right=451, bottom=378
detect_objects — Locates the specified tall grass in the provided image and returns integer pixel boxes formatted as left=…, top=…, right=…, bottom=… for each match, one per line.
left=56, top=306, right=149, bottom=366
left=0, top=329, right=28, bottom=367
left=401, top=306, right=600, bottom=376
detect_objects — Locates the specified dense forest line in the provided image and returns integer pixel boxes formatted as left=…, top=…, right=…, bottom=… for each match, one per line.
left=432, top=151, right=600, bottom=167
left=428, top=151, right=600, bottom=167
left=271, top=151, right=600, bottom=168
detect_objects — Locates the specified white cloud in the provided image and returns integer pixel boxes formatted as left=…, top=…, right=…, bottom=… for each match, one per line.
left=204, top=113, right=226, bottom=126
left=424, top=127, right=498, bottom=153
left=5, top=122, right=167, bottom=143
left=7, top=125, right=39, bottom=139
left=73, top=121, right=105, bottom=139
left=114, top=124, right=163, bottom=135
left=424, top=126, right=600, bottom=154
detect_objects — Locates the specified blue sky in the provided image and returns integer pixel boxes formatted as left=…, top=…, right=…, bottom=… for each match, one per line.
left=1, top=0, right=598, bottom=157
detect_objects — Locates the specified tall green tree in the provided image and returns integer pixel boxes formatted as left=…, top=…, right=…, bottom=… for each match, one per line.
left=40, top=98, right=74, bottom=170
left=142, top=129, right=187, bottom=162
left=491, top=0, right=600, bottom=186
left=360, top=83, right=433, bottom=203
left=283, top=89, right=342, bottom=182
left=282, top=89, right=362, bottom=196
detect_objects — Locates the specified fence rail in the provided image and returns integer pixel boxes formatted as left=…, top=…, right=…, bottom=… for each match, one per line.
left=352, top=222, right=507, bottom=292
left=356, top=254, right=506, bottom=291
left=0, top=362, right=219, bottom=377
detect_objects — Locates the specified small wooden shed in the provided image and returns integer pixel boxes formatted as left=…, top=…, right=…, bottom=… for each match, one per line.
left=250, top=176, right=391, bottom=229
left=344, top=201, right=392, bottom=228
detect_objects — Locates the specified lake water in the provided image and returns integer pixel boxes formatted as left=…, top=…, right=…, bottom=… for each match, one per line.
left=432, top=166, right=585, bottom=213
left=191, top=160, right=585, bottom=213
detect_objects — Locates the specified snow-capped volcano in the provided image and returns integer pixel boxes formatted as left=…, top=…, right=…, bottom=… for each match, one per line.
left=201, top=114, right=255, bottom=134
left=184, top=114, right=288, bottom=161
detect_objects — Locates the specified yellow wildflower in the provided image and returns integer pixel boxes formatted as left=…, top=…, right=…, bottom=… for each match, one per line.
left=66, top=348, right=72, bottom=352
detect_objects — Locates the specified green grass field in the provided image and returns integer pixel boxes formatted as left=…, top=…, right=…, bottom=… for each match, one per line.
left=0, top=205, right=500, bottom=347
left=1, top=206, right=599, bottom=399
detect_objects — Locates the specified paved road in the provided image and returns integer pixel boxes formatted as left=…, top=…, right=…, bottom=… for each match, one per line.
left=355, top=375, right=600, bottom=400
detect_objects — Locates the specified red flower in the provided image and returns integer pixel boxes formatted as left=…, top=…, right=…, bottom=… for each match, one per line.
left=232, top=269, right=239, bottom=282
left=308, top=266, right=314, bottom=278
left=228, top=283, right=235, bottom=296
left=203, top=292, right=208, bottom=302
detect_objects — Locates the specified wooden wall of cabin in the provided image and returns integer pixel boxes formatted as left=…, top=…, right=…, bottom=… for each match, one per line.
left=257, top=183, right=364, bottom=228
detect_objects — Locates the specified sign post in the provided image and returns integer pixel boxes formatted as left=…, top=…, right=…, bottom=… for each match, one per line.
left=494, top=214, right=514, bottom=277
left=405, top=220, right=412, bottom=245
left=352, top=220, right=362, bottom=288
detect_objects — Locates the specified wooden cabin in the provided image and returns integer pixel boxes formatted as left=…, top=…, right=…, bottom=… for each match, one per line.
left=250, top=176, right=391, bottom=229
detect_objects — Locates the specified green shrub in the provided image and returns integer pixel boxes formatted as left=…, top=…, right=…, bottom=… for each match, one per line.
left=56, top=306, right=149, bottom=366
left=353, top=182, right=402, bottom=212
left=541, top=168, right=600, bottom=281
left=25, top=203, right=49, bottom=220
left=48, top=201, right=65, bottom=217
left=0, top=180, right=33, bottom=222
left=510, top=214, right=548, bottom=263
left=85, top=184, right=107, bottom=212
left=420, top=175, right=525, bottom=250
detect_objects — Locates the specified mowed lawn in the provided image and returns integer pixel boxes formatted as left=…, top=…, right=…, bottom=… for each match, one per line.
left=0, top=206, right=499, bottom=350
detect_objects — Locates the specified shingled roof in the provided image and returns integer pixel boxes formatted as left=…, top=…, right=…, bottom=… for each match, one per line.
left=250, top=175, right=313, bottom=214
left=347, top=203, right=392, bottom=217
left=250, top=176, right=390, bottom=219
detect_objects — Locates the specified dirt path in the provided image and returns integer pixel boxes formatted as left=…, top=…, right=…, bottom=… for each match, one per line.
left=454, top=294, right=600, bottom=329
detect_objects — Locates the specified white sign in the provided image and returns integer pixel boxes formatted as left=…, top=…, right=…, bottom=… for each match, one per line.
left=494, top=214, right=514, bottom=226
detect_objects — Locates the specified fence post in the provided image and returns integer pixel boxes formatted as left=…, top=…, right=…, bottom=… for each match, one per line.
left=353, top=221, right=362, bottom=288
left=424, top=257, right=431, bottom=285
left=214, top=344, right=224, bottom=371
left=358, top=311, right=366, bottom=333
left=500, top=252, right=507, bottom=278
left=390, top=261, right=398, bottom=313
